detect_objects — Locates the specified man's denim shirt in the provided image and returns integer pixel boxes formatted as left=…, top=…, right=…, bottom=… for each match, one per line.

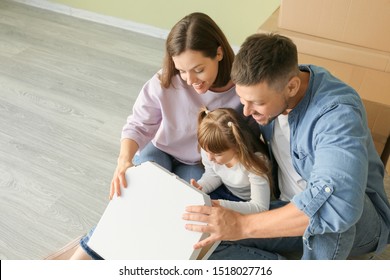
left=260, top=65, right=390, bottom=252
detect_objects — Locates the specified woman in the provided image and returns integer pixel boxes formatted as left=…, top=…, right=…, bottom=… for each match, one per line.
left=70, top=12, right=241, bottom=260
left=110, top=12, right=240, bottom=199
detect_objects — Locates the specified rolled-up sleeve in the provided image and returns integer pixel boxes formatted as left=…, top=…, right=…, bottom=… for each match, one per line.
left=291, top=102, right=368, bottom=247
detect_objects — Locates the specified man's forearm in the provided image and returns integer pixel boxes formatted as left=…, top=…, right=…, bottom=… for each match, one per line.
left=241, top=203, right=309, bottom=239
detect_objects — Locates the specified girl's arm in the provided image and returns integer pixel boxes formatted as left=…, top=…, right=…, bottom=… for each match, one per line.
left=218, top=174, right=270, bottom=214
left=195, top=150, right=222, bottom=193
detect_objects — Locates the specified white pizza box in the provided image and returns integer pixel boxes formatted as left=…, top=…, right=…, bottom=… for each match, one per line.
left=87, top=161, right=218, bottom=260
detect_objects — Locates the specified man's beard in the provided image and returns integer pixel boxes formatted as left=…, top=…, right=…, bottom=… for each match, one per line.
left=263, top=98, right=289, bottom=125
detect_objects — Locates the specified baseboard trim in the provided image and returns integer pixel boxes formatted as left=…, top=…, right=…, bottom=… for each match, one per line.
left=12, top=0, right=170, bottom=39
left=11, top=0, right=239, bottom=52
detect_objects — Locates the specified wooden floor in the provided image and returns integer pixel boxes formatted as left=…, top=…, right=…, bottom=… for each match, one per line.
left=0, top=0, right=164, bottom=259
left=1, top=0, right=389, bottom=260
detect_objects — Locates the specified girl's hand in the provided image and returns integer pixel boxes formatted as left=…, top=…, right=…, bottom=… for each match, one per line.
left=190, top=179, right=203, bottom=191
left=109, top=158, right=133, bottom=200
left=211, top=200, right=220, bottom=206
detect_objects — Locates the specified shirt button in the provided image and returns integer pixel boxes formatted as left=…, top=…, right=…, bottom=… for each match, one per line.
left=325, top=187, right=331, bottom=193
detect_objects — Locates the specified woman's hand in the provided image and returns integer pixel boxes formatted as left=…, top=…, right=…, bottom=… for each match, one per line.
left=109, top=139, right=139, bottom=200
left=109, top=158, right=133, bottom=200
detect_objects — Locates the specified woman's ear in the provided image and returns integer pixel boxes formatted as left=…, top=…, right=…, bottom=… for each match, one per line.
left=216, top=46, right=223, bottom=61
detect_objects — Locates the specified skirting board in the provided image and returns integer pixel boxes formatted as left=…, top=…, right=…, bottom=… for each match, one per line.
left=11, top=0, right=240, bottom=53
left=11, top=0, right=170, bottom=39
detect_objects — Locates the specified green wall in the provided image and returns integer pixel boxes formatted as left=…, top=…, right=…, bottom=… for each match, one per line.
left=49, top=0, right=280, bottom=46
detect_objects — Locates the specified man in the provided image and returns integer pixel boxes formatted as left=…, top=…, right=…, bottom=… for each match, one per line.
left=183, top=33, right=390, bottom=259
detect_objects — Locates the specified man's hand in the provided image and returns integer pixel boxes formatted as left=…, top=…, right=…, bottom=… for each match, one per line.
left=183, top=204, right=246, bottom=249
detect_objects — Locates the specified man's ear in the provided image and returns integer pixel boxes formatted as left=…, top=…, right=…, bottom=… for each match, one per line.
left=287, top=76, right=301, bottom=97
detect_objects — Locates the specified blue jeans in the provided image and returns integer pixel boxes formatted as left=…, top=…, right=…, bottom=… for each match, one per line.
left=80, top=227, right=104, bottom=260
left=133, top=142, right=204, bottom=183
left=209, top=185, right=246, bottom=202
left=209, top=194, right=381, bottom=260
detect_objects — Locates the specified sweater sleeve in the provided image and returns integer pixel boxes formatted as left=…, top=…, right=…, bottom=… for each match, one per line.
left=196, top=150, right=222, bottom=193
left=121, top=74, right=163, bottom=150
left=219, top=173, right=270, bottom=214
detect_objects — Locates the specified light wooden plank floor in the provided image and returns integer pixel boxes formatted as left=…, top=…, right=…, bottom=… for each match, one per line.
left=0, top=0, right=164, bottom=259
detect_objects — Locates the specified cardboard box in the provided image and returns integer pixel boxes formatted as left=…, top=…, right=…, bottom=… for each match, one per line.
left=278, top=0, right=390, bottom=53
left=259, top=8, right=390, bottom=73
left=297, top=53, right=390, bottom=106
left=298, top=53, right=390, bottom=173
left=362, top=99, right=390, bottom=156
left=365, top=100, right=390, bottom=174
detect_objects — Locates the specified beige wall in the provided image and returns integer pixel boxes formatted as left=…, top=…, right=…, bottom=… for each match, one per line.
left=48, top=0, right=280, bottom=46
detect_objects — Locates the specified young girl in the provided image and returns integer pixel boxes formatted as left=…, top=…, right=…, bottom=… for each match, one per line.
left=191, top=107, right=272, bottom=214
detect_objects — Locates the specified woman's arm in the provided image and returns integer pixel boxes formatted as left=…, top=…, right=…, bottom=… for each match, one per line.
left=109, top=139, right=139, bottom=199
